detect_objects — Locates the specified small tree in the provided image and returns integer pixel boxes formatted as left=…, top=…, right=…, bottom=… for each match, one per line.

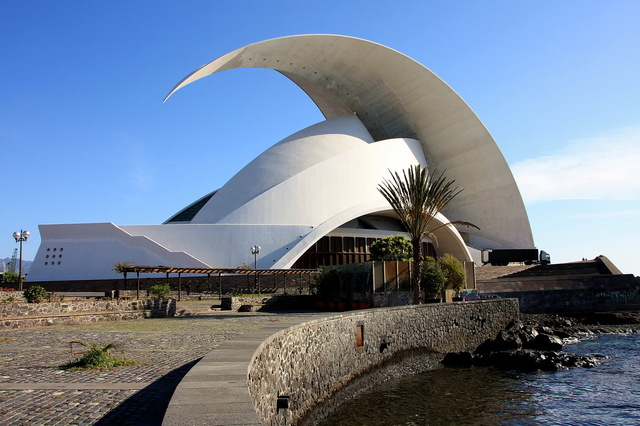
left=370, top=235, right=413, bottom=261
left=378, top=166, right=463, bottom=303
left=24, top=285, right=49, bottom=303
left=113, top=262, right=133, bottom=274
left=438, top=253, right=466, bottom=295
left=421, top=257, right=446, bottom=300
left=149, top=283, right=171, bottom=299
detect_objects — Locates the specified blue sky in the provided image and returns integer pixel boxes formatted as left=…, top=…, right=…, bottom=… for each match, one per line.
left=1, top=1, right=639, bottom=276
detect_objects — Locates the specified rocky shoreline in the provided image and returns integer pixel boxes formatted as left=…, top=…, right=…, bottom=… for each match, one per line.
left=521, top=310, right=640, bottom=335
left=443, top=310, right=640, bottom=372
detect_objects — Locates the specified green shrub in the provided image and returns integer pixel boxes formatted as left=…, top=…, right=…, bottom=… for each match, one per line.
left=1, top=272, right=19, bottom=284
left=438, top=253, right=466, bottom=294
left=421, top=257, right=446, bottom=299
left=370, top=235, right=413, bottom=261
left=61, top=341, right=135, bottom=370
left=149, top=283, right=171, bottom=299
left=315, top=268, right=348, bottom=299
left=23, top=285, right=49, bottom=303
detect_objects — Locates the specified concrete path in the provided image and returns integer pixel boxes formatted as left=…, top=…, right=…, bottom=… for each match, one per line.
left=163, top=315, right=324, bottom=425
left=0, top=308, right=324, bottom=425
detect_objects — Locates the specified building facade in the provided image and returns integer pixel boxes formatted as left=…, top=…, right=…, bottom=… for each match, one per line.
left=29, top=35, right=533, bottom=282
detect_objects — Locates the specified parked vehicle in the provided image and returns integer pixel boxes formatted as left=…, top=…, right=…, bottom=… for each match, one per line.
left=482, top=249, right=549, bottom=266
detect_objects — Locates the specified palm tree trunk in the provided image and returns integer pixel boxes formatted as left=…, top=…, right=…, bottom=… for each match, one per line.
left=411, top=237, right=423, bottom=304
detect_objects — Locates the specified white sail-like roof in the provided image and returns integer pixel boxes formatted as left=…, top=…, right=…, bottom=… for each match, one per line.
left=166, top=34, right=533, bottom=249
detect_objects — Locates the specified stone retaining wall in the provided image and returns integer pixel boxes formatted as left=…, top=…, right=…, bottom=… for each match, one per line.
left=0, top=291, right=25, bottom=303
left=0, top=300, right=147, bottom=318
left=248, top=299, right=519, bottom=425
left=0, top=299, right=176, bottom=329
left=1, top=311, right=146, bottom=329
left=477, top=275, right=640, bottom=313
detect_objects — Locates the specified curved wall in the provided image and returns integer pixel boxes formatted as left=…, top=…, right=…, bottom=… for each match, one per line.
left=248, top=299, right=519, bottom=424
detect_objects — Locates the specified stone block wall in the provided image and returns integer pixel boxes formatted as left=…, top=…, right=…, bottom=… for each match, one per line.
left=248, top=299, right=518, bottom=425
left=0, top=299, right=176, bottom=329
left=0, top=291, right=26, bottom=303
left=1, top=311, right=145, bottom=329
left=477, top=275, right=640, bottom=313
left=0, top=300, right=147, bottom=318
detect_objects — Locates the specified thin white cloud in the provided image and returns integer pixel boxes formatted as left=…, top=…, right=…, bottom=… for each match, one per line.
left=115, top=135, right=154, bottom=191
left=131, top=160, right=153, bottom=191
left=572, top=209, right=640, bottom=219
left=511, top=126, right=640, bottom=203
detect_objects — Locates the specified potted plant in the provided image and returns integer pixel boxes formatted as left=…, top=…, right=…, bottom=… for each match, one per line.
left=421, top=257, right=445, bottom=303
left=438, top=253, right=466, bottom=301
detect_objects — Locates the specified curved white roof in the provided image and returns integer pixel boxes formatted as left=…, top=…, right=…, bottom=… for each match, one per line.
left=29, top=35, right=535, bottom=282
left=166, top=34, right=533, bottom=249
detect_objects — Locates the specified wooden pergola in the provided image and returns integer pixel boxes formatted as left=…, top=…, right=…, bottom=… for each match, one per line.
left=120, top=265, right=318, bottom=300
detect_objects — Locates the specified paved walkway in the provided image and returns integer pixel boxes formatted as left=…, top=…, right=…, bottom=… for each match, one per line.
left=163, top=315, right=324, bottom=425
left=0, top=305, right=324, bottom=425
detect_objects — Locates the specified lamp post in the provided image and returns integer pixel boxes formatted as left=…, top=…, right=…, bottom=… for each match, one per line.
left=12, top=230, right=30, bottom=291
left=250, top=245, right=261, bottom=293
left=250, top=245, right=261, bottom=269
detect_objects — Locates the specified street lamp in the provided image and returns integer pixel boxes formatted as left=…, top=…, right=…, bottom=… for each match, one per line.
left=250, top=245, right=261, bottom=293
left=12, top=230, right=30, bottom=291
left=250, top=245, right=261, bottom=269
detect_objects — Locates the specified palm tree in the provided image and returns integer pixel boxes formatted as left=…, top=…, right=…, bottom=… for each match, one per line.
left=378, top=165, right=463, bottom=303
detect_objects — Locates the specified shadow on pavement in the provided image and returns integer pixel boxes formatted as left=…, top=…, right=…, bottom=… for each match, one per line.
left=95, top=358, right=201, bottom=426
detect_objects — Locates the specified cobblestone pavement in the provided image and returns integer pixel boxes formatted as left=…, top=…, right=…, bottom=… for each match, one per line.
left=0, top=307, right=319, bottom=425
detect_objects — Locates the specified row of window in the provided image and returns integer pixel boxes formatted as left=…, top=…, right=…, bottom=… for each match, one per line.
left=43, top=247, right=64, bottom=266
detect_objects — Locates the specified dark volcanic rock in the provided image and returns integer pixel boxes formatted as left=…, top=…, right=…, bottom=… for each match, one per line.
left=449, top=316, right=613, bottom=373
left=493, top=330, right=523, bottom=351
left=529, top=333, right=564, bottom=351
left=470, top=349, right=601, bottom=372
left=442, top=351, right=473, bottom=368
left=518, top=325, right=539, bottom=346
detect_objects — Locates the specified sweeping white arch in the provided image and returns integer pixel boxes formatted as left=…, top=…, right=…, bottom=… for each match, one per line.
left=165, top=34, right=534, bottom=250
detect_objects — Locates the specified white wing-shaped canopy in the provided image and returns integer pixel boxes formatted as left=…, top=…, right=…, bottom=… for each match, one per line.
left=166, top=34, right=533, bottom=249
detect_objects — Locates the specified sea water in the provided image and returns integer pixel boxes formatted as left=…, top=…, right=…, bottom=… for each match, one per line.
left=320, top=333, right=640, bottom=425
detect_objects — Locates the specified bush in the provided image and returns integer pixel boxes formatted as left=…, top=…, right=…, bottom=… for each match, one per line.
left=23, top=285, right=49, bottom=303
left=370, top=235, right=413, bottom=261
left=149, top=283, right=171, bottom=299
left=315, top=268, right=348, bottom=299
left=61, top=341, right=135, bottom=370
left=1, top=272, right=19, bottom=284
left=421, top=257, right=446, bottom=299
left=438, top=253, right=466, bottom=294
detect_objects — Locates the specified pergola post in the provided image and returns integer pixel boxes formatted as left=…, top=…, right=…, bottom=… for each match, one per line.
left=178, top=272, right=182, bottom=302
left=218, top=272, right=222, bottom=299
left=136, top=271, right=140, bottom=300
left=165, top=272, right=171, bottom=300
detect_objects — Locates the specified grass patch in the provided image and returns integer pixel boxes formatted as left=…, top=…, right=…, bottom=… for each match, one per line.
left=61, top=341, right=136, bottom=370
